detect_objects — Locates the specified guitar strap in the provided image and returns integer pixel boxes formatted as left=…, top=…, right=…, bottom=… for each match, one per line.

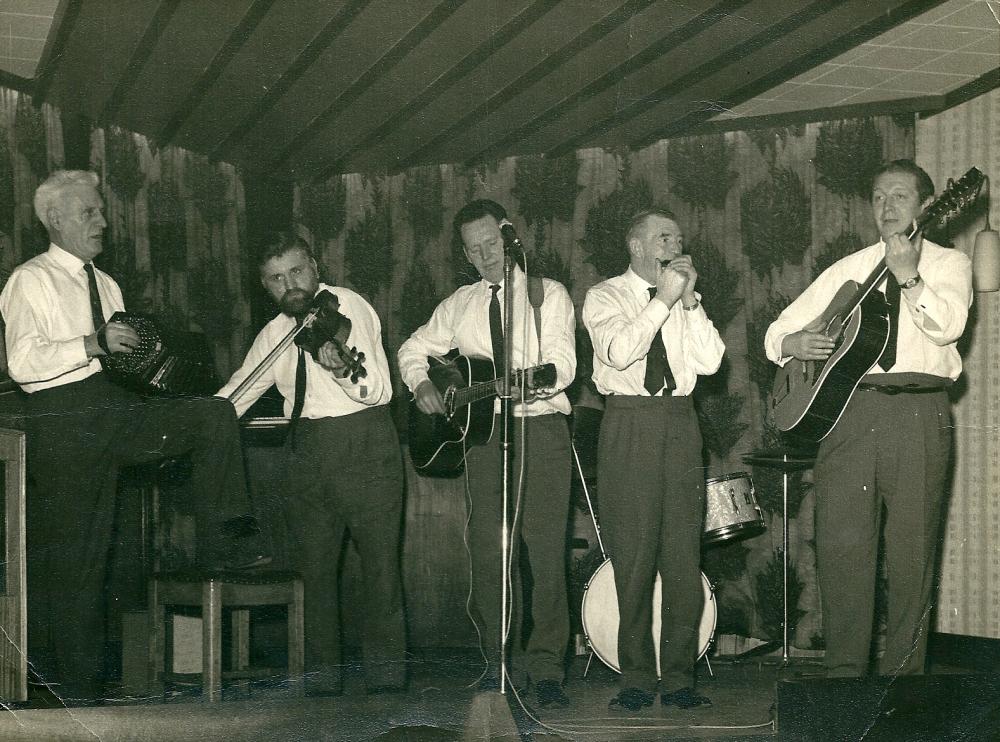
left=527, top=274, right=544, bottom=365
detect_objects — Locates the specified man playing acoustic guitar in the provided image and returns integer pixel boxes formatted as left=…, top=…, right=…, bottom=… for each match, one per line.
left=765, top=159, right=973, bottom=678
left=398, top=199, right=576, bottom=707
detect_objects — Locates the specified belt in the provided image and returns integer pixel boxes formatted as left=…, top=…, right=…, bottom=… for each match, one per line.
left=856, top=383, right=947, bottom=395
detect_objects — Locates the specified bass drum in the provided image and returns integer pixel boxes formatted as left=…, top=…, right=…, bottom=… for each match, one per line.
left=581, top=558, right=716, bottom=675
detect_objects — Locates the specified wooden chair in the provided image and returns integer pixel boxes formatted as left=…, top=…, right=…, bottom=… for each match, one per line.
left=148, top=569, right=304, bottom=701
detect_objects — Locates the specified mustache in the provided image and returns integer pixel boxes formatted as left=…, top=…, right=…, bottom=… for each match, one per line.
left=278, top=287, right=313, bottom=316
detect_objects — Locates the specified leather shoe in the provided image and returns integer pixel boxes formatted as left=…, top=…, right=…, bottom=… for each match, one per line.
left=535, top=678, right=569, bottom=709
left=661, top=687, right=711, bottom=709
left=609, top=687, right=655, bottom=711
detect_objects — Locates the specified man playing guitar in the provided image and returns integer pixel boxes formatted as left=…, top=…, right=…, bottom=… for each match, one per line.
left=765, top=159, right=973, bottom=678
left=398, top=199, right=576, bottom=707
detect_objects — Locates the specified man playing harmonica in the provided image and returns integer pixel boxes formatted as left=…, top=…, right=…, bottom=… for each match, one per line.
left=582, top=208, right=724, bottom=712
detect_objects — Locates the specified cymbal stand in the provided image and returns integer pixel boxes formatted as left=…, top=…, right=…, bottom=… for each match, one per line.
left=571, top=442, right=604, bottom=678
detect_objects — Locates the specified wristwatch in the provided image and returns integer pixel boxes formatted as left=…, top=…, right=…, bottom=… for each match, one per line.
left=898, top=274, right=921, bottom=290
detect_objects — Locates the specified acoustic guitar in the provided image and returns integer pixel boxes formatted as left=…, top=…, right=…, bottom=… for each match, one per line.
left=408, top=351, right=556, bottom=476
left=770, top=167, right=985, bottom=442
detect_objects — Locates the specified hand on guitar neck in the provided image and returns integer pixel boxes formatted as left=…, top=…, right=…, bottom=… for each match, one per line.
left=413, top=373, right=547, bottom=414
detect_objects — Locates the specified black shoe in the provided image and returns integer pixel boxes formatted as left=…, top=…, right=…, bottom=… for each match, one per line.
left=661, top=687, right=712, bottom=709
left=609, top=687, right=655, bottom=712
left=535, top=679, right=569, bottom=709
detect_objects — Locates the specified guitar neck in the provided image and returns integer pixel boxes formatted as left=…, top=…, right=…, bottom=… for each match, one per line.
left=452, top=367, right=535, bottom=409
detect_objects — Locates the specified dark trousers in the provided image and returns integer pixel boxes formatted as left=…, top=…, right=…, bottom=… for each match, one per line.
left=465, top=413, right=571, bottom=683
left=24, top=373, right=252, bottom=700
left=281, top=406, right=407, bottom=691
left=597, top=395, right=705, bottom=692
left=814, top=389, right=952, bottom=677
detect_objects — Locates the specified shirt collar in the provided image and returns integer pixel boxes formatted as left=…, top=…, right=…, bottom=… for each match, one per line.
left=623, top=266, right=654, bottom=295
left=479, top=265, right=525, bottom=292
left=47, top=242, right=89, bottom=274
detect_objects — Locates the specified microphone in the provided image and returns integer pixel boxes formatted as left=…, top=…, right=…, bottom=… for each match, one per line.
left=498, top=219, right=524, bottom=251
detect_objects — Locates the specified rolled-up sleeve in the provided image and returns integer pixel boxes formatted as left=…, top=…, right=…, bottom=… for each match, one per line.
left=902, top=249, right=972, bottom=345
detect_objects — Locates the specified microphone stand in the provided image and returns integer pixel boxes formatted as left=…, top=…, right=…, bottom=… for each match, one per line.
left=498, top=239, right=516, bottom=694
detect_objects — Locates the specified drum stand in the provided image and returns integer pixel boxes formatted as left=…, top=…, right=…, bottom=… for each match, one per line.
left=573, top=443, right=713, bottom=679
left=737, top=449, right=815, bottom=666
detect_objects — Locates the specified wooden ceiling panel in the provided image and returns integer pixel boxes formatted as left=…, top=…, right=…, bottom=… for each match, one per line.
left=222, top=0, right=446, bottom=168
left=405, top=0, right=760, bottom=168
left=482, top=0, right=825, bottom=162
left=279, top=0, right=542, bottom=177
left=113, top=0, right=256, bottom=138
left=296, top=0, right=624, bottom=178
left=42, top=0, right=163, bottom=120
left=170, top=0, right=348, bottom=153
left=361, top=0, right=715, bottom=173
left=30, top=0, right=969, bottom=179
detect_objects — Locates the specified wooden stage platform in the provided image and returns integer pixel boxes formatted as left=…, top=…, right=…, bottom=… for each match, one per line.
left=3, top=652, right=998, bottom=741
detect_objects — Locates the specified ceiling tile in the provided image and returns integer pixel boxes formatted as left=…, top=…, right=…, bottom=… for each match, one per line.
left=860, top=45, right=947, bottom=71
left=810, top=64, right=894, bottom=88
left=920, top=51, right=1000, bottom=75
left=930, top=1, right=999, bottom=27
left=875, top=69, right=971, bottom=93
left=796, top=62, right=842, bottom=82
left=909, top=0, right=980, bottom=24
left=958, top=34, right=1000, bottom=54
left=892, top=24, right=987, bottom=49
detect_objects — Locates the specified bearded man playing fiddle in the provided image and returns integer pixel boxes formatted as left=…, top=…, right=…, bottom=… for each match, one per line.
left=218, top=233, right=407, bottom=695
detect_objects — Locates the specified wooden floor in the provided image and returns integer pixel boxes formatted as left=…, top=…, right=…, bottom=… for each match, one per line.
left=3, top=652, right=997, bottom=741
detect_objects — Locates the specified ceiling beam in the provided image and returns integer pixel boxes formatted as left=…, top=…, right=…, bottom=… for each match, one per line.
left=156, top=0, right=277, bottom=147
left=267, top=0, right=469, bottom=174
left=391, top=0, right=659, bottom=174
left=630, top=0, right=944, bottom=148
left=313, top=0, right=562, bottom=181
left=928, top=66, right=1000, bottom=117
left=684, top=96, right=938, bottom=136
left=33, top=0, right=84, bottom=102
left=0, top=70, right=33, bottom=95
left=100, top=0, right=182, bottom=124
left=459, top=0, right=753, bottom=168
left=209, top=0, right=373, bottom=161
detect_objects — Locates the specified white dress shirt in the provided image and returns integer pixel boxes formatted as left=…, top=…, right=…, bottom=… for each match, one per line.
left=764, top=240, right=972, bottom=379
left=0, top=243, right=124, bottom=392
left=218, top=283, right=392, bottom=418
left=582, top=267, right=725, bottom=396
left=397, top=267, right=576, bottom=416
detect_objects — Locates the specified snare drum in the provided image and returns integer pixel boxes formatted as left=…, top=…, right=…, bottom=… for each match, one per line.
left=703, top=472, right=765, bottom=545
left=580, top=558, right=716, bottom=675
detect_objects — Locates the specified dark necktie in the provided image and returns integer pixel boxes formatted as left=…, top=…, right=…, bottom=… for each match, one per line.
left=643, top=287, right=676, bottom=396
left=877, top=275, right=900, bottom=371
left=289, top=347, right=307, bottom=442
left=83, top=263, right=105, bottom=333
left=489, top=284, right=505, bottom=376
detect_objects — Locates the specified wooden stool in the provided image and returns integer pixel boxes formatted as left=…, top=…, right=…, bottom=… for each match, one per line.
left=148, top=569, right=304, bottom=701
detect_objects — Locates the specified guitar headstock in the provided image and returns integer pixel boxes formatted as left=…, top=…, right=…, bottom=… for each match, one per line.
left=917, top=167, right=985, bottom=231
left=525, top=363, right=558, bottom=391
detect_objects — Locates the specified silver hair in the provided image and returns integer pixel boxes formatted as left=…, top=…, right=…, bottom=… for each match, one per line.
left=33, top=170, right=100, bottom=231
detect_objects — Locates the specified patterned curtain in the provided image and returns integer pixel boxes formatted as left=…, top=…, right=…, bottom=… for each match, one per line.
left=918, top=89, right=1000, bottom=640
left=89, top=126, right=254, bottom=380
left=294, top=116, right=916, bottom=648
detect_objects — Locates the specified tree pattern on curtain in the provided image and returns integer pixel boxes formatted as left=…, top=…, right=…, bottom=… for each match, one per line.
left=294, top=115, right=914, bottom=646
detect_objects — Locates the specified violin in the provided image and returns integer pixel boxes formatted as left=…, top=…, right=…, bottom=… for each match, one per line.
left=283, top=289, right=367, bottom=384
left=226, top=288, right=368, bottom=407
